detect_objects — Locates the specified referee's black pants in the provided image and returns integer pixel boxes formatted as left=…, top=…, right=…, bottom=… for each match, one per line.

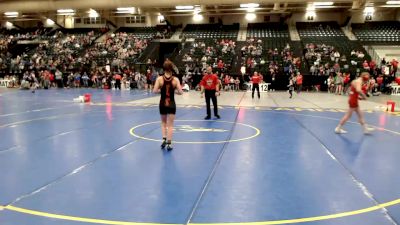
left=115, top=79, right=121, bottom=90
left=252, top=83, right=260, bottom=98
left=205, top=89, right=218, bottom=117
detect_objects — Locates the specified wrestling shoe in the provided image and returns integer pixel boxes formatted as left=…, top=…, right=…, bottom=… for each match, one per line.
left=335, top=127, right=348, bottom=134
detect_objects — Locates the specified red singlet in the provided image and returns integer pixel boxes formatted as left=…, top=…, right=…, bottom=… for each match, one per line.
left=348, top=85, right=359, bottom=108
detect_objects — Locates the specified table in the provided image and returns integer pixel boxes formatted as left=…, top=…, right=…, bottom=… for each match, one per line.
left=246, top=82, right=271, bottom=92
left=0, top=79, right=11, bottom=88
left=392, top=85, right=400, bottom=95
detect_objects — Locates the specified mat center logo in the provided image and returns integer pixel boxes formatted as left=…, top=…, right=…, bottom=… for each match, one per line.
left=173, top=125, right=228, bottom=133
left=130, top=120, right=260, bottom=144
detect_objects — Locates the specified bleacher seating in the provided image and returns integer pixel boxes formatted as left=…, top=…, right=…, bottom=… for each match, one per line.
left=297, top=22, right=345, bottom=37
left=182, top=24, right=239, bottom=39
left=351, top=21, right=400, bottom=44
left=297, top=22, right=370, bottom=74
left=117, top=26, right=172, bottom=39
left=247, top=23, right=289, bottom=39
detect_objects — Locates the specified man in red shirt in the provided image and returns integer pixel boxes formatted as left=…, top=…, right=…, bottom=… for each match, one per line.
left=200, top=66, right=221, bottom=120
left=251, top=71, right=261, bottom=99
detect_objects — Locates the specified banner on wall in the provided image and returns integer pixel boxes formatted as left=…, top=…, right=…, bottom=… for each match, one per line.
left=0, top=79, right=11, bottom=88
left=246, top=82, right=271, bottom=92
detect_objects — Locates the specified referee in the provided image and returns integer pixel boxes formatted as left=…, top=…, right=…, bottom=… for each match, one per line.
left=200, top=66, right=221, bottom=120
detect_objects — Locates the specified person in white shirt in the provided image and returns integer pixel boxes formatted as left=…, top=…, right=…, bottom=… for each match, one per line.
left=182, top=82, right=190, bottom=92
left=240, top=65, right=246, bottom=75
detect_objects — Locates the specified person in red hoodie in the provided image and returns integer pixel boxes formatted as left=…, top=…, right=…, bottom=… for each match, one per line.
left=200, top=66, right=221, bottom=120
left=296, top=72, right=303, bottom=94
left=251, top=71, right=262, bottom=99
left=49, top=71, right=55, bottom=88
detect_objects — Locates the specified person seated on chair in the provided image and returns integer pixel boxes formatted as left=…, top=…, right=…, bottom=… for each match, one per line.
left=230, top=76, right=235, bottom=91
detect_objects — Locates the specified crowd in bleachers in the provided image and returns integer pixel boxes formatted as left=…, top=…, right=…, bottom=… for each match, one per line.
left=240, top=38, right=302, bottom=82
left=324, top=56, right=400, bottom=96
left=7, top=29, right=105, bottom=75
left=17, top=66, right=158, bottom=91
left=306, top=43, right=346, bottom=75
left=0, top=28, right=49, bottom=50
left=0, top=28, right=51, bottom=71
left=182, top=39, right=235, bottom=67
left=1, top=22, right=399, bottom=94
left=0, top=34, right=14, bottom=51
left=84, top=32, right=149, bottom=68
left=293, top=22, right=400, bottom=93
left=179, top=39, right=237, bottom=89
left=0, top=26, right=176, bottom=92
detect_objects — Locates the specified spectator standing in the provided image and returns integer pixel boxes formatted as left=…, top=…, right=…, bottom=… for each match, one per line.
left=55, top=69, right=63, bottom=88
left=288, top=75, right=295, bottom=98
left=114, top=73, right=122, bottom=90
left=82, top=72, right=89, bottom=87
left=251, top=71, right=261, bottom=99
left=296, top=72, right=303, bottom=94
left=335, top=73, right=344, bottom=95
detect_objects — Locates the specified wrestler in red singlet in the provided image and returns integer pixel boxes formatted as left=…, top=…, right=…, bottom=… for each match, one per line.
left=335, top=72, right=374, bottom=134
left=348, top=85, right=359, bottom=108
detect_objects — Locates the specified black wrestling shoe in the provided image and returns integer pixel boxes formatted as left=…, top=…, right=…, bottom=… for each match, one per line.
left=215, top=115, right=221, bottom=119
left=166, top=144, right=173, bottom=151
left=204, top=116, right=211, bottom=120
left=161, top=140, right=167, bottom=149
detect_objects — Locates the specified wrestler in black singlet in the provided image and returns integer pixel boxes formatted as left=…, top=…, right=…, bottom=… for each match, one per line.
left=159, top=75, right=176, bottom=115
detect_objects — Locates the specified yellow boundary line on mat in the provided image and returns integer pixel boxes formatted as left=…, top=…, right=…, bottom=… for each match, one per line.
left=3, top=198, right=400, bottom=225
left=129, top=120, right=260, bottom=144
